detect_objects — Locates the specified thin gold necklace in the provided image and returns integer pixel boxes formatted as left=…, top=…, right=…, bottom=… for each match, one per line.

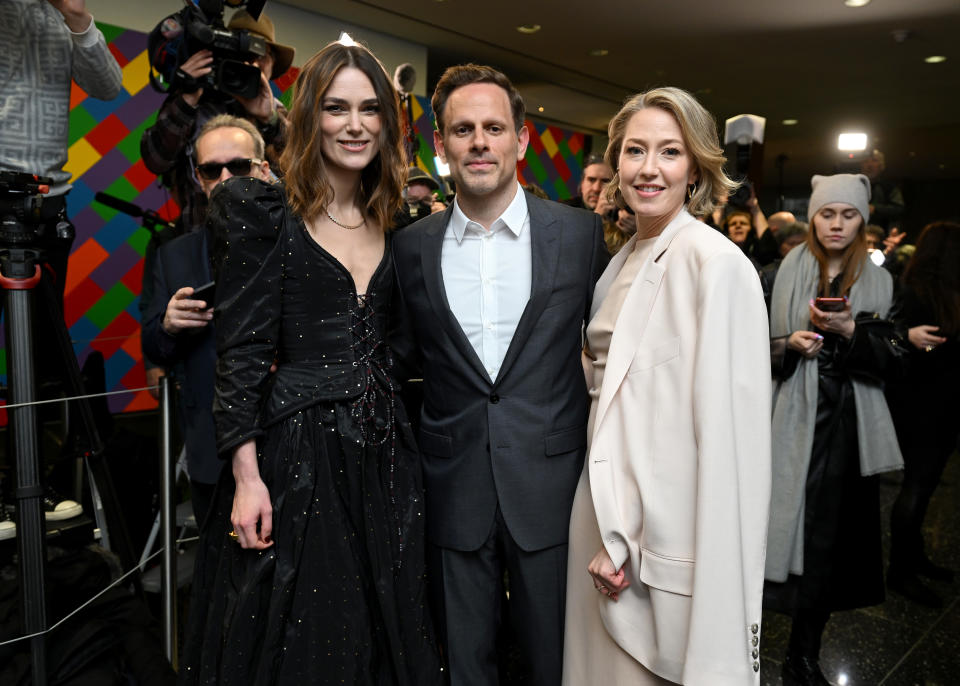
left=326, top=207, right=365, bottom=230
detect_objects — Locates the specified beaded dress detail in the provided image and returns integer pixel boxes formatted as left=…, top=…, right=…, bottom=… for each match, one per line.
left=180, top=178, right=440, bottom=686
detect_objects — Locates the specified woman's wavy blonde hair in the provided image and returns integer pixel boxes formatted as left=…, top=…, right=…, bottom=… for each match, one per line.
left=279, top=42, right=405, bottom=230
left=603, top=86, right=736, bottom=218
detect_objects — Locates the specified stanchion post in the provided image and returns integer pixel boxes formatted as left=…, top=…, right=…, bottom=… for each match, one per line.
left=159, top=374, right=177, bottom=667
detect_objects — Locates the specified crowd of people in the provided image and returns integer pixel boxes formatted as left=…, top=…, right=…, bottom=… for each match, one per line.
left=2, top=3, right=957, bottom=686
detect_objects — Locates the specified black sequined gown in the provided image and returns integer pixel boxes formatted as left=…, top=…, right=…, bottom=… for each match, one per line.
left=179, top=178, right=441, bottom=686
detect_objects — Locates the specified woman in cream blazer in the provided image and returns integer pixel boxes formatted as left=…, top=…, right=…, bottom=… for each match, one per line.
left=562, top=88, right=772, bottom=686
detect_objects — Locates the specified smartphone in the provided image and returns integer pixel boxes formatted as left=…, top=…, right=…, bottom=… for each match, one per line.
left=192, top=281, right=216, bottom=309
left=814, top=297, right=846, bottom=312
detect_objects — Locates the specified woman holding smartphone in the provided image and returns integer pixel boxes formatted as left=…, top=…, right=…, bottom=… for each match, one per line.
left=766, top=174, right=905, bottom=686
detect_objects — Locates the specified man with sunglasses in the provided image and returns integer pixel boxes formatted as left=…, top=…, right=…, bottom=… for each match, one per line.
left=142, top=115, right=272, bottom=527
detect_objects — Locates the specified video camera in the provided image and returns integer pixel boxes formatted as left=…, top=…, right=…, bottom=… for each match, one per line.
left=0, top=172, right=72, bottom=253
left=149, top=0, right=269, bottom=100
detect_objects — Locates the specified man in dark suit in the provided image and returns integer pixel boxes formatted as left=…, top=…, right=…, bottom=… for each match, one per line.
left=142, top=114, right=271, bottom=526
left=392, top=64, right=607, bottom=686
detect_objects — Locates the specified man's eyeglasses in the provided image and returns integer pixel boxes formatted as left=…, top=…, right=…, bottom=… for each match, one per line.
left=195, top=158, right=263, bottom=181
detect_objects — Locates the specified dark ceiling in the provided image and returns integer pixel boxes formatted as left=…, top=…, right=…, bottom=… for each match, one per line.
left=281, top=0, right=960, bottom=189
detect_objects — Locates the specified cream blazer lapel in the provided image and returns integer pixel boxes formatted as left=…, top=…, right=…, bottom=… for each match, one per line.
left=592, top=210, right=696, bottom=442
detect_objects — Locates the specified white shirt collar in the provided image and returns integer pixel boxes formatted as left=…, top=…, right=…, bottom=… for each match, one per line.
left=449, top=184, right=528, bottom=244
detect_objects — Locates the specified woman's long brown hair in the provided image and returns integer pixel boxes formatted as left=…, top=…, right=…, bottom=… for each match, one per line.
left=903, top=221, right=960, bottom=338
left=279, top=42, right=405, bottom=230
left=806, top=212, right=868, bottom=297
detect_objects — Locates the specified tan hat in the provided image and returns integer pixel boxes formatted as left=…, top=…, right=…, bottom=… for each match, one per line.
left=227, top=10, right=295, bottom=80
left=407, top=167, right=439, bottom=191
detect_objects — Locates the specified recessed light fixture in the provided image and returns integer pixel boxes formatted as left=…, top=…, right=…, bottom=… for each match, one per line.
left=844, top=0, right=870, bottom=7
left=838, top=132, right=868, bottom=151
left=516, top=24, right=541, bottom=34
left=589, top=48, right=609, bottom=57
left=537, top=105, right=545, bottom=112
left=782, top=118, right=798, bottom=126
left=925, top=55, right=947, bottom=64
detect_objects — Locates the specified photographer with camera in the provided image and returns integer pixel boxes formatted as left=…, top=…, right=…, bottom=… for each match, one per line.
left=140, top=7, right=293, bottom=237
left=721, top=180, right=780, bottom=267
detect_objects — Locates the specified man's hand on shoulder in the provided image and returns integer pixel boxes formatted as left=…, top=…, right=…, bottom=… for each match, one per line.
left=47, top=0, right=92, bottom=33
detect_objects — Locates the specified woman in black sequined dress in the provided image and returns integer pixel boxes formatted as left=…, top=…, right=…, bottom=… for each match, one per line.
left=179, top=41, right=442, bottom=685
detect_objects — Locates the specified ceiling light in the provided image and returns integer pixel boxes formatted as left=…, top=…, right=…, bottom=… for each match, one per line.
left=782, top=119, right=798, bottom=126
left=838, top=132, right=868, bottom=151
left=337, top=32, right=358, bottom=46
left=844, top=0, right=870, bottom=7
left=537, top=105, right=544, bottom=112
left=516, top=24, right=541, bottom=34
left=925, top=55, right=947, bottom=64
left=589, top=48, right=609, bottom=57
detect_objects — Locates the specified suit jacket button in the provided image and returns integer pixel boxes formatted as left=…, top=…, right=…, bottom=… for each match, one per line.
left=489, top=393, right=500, bottom=404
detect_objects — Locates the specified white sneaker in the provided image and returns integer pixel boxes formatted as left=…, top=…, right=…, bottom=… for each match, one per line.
left=43, top=490, right=83, bottom=521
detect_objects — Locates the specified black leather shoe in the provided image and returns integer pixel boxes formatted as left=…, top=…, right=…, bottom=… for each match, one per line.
left=916, top=556, right=955, bottom=583
left=888, top=571, right=943, bottom=608
left=781, top=653, right=831, bottom=686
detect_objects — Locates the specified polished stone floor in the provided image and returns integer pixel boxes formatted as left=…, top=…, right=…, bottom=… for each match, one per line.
left=759, top=452, right=960, bottom=686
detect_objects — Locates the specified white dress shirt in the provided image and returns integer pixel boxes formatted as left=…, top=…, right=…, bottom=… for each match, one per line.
left=441, top=184, right=532, bottom=381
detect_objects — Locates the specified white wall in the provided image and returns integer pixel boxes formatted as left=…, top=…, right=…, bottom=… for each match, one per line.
left=90, top=0, right=429, bottom=95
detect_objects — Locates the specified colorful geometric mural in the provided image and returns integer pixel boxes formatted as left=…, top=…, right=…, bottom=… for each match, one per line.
left=1, top=24, right=586, bottom=421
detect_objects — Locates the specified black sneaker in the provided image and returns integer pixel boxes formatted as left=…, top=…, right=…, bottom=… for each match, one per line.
left=42, top=488, right=83, bottom=521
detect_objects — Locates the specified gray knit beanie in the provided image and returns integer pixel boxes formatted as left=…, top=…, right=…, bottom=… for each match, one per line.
left=808, top=173, right=871, bottom=223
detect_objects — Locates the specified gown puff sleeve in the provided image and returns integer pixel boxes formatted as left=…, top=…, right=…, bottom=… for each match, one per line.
left=209, top=177, right=287, bottom=456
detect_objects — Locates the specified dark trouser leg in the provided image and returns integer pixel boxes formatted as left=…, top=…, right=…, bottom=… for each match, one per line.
left=500, top=528, right=566, bottom=686
left=189, top=479, right=216, bottom=531
left=890, top=428, right=956, bottom=577
left=431, top=527, right=503, bottom=686
left=787, top=608, right=829, bottom=662
left=782, top=609, right=831, bottom=686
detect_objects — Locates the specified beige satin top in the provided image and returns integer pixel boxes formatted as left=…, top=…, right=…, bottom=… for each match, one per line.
left=585, top=237, right=657, bottom=441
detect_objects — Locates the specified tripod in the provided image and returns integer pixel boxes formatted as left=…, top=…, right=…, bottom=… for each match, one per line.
left=0, top=172, right=134, bottom=685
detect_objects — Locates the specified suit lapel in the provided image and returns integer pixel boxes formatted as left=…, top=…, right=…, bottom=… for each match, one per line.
left=495, top=194, right=559, bottom=385
left=592, top=210, right=695, bottom=437
left=419, top=208, right=493, bottom=384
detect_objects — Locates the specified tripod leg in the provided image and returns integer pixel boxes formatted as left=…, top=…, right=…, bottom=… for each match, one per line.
left=3, top=278, right=48, bottom=686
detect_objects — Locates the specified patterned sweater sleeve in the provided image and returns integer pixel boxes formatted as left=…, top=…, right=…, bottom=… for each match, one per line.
left=69, top=16, right=122, bottom=101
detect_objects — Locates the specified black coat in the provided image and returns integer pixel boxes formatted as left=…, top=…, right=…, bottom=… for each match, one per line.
left=141, top=230, right=220, bottom=485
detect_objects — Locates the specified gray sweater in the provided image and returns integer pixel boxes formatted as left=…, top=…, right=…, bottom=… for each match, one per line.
left=0, top=1, right=122, bottom=193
